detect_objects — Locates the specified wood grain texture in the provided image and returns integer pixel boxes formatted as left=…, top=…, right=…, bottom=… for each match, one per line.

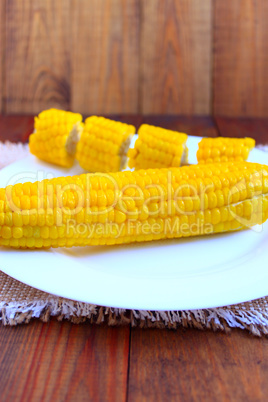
left=140, top=0, right=212, bottom=115
left=0, top=0, right=5, bottom=113
left=128, top=328, right=268, bottom=402
left=5, top=0, right=71, bottom=114
left=71, top=0, right=139, bottom=115
left=214, top=0, right=268, bottom=117
left=0, top=320, right=130, bottom=402
left=216, top=116, right=268, bottom=145
left=2, top=0, right=268, bottom=117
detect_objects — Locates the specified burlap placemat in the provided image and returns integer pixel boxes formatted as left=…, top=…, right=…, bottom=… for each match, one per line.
left=1, top=141, right=268, bottom=336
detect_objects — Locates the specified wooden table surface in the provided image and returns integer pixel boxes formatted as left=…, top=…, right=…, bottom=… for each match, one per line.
left=0, top=115, right=268, bottom=402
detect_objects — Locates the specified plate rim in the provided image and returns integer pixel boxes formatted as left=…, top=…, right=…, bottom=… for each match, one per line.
left=1, top=136, right=268, bottom=310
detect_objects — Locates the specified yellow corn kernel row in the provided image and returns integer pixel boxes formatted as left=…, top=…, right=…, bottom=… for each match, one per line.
left=0, top=162, right=268, bottom=249
left=76, top=116, right=135, bottom=173
left=29, top=109, right=83, bottom=168
left=197, top=137, right=255, bottom=164
left=128, top=124, right=188, bottom=170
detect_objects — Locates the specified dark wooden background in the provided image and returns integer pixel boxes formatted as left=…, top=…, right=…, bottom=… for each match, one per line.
left=0, top=0, right=268, bottom=117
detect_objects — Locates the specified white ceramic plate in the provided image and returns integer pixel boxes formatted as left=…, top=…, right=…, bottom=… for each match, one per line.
left=1, top=136, right=268, bottom=311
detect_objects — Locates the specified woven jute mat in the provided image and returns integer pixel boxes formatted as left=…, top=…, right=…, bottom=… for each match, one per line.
left=1, top=141, right=268, bottom=336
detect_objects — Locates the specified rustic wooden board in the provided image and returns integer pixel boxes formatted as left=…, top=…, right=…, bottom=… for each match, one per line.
left=0, top=115, right=218, bottom=142
left=5, top=0, right=72, bottom=114
left=106, top=115, right=144, bottom=130
left=140, top=0, right=212, bottom=115
left=0, top=320, right=130, bottom=402
left=0, top=115, right=34, bottom=142
left=0, top=115, right=218, bottom=143
left=2, top=0, right=268, bottom=117
left=143, top=115, right=218, bottom=137
left=71, top=0, right=140, bottom=115
left=215, top=117, right=268, bottom=145
left=128, top=328, right=268, bottom=401
left=213, top=0, right=268, bottom=117
left=0, top=0, right=5, bottom=113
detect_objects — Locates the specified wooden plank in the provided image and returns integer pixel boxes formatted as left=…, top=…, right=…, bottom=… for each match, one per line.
left=71, top=0, right=139, bottom=115
left=106, top=115, right=144, bottom=130
left=143, top=115, right=218, bottom=137
left=0, top=320, right=130, bottom=401
left=128, top=328, right=268, bottom=401
left=213, top=0, right=268, bottom=117
left=0, top=0, right=5, bottom=113
left=140, top=0, right=212, bottom=115
left=5, top=0, right=71, bottom=114
left=0, top=115, right=217, bottom=143
left=215, top=116, right=268, bottom=145
left=0, top=115, right=34, bottom=143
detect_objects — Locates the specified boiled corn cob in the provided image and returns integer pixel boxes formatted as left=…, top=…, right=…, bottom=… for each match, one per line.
left=0, top=162, right=268, bottom=249
left=128, top=124, right=188, bottom=169
left=197, top=137, right=255, bottom=164
left=29, top=109, right=83, bottom=168
left=76, top=116, right=135, bottom=172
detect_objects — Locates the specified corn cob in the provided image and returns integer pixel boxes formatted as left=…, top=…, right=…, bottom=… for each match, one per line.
left=29, top=109, right=83, bottom=168
left=1, top=162, right=268, bottom=249
left=76, top=116, right=135, bottom=172
left=197, top=137, right=255, bottom=164
left=128, top=124, right=188, bottom=169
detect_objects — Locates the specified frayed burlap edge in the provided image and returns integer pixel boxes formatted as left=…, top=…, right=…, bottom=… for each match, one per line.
left=2, top=294, right=268, bottom=337
left=1, top=265, right=268, bottom=336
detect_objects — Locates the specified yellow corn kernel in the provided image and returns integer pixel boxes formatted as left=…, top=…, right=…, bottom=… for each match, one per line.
left=76, top=116, right=135, bottom=172
left=197, top=137, right=255, bottom=164
left=29, top=108, right=83, bottom=168
left=128, top=124, right=188, bottom=170
left=0, top=162, right=268, bottom=249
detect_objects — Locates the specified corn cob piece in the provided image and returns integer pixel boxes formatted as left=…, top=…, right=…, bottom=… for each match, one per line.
left=1, top=162, right=268, bottom=249
left=29, top=109, right=83, bottom=168
left=197, top=137, right=255, bottom=164
left=128, top=124, right=188, bottom=169
left=76, top=116, right=135, bottom=172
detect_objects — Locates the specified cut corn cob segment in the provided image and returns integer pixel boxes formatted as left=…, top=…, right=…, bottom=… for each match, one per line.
left=1, top=162, right=268, bottom=249
left=197, top=137, right=255, bottom=164
left=29, top=109, right=83, bottom=168
left=127, top=124, right=188, bottom=169
left=76, top=116, right=135, bottom=172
